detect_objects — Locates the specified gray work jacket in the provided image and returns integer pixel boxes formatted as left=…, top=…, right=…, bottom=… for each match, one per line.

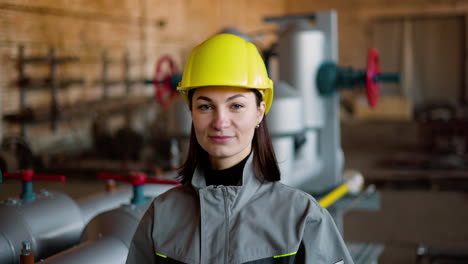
left=126, top=156, right=354, bottom=264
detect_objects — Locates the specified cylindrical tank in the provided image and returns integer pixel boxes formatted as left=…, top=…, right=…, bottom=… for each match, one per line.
left=81, top=204, right=148, bottom=246
left=278, top=21, right=325, bottom=129
left=39, top=202, right=150, bottom=263
left=77, top=181, right=174, bottom=224
left=36, top=177, right=176, bottom=264
left=0, top=192, right=84, bottom=263
left=0, top=233, right=15, bottom=264
left=267, top=81, right=304, bottom=181
left=278, top=22, right=326, bottom=184
left=38, top=237, right=129, bottom=264
left=277, top=16, right=344, bottom=193
left=0, top=173, right=175, bottom=264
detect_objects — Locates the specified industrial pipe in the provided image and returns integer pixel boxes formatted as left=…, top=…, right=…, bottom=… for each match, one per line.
left=77, top=179, right=175, bottom=224
left=38, top=173, right=179, bottom=264
left=0, top=191, right=84, bottom=263
left=39, top=237, right=129, bottom=264
left=38, top=205, right=146, bottom=264
left=0, top=170, right=177, bottom=264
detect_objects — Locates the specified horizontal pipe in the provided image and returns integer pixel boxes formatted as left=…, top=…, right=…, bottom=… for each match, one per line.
left=77, top=182, right=174, bottom=225
left=39, top=237, right=128, bottom=264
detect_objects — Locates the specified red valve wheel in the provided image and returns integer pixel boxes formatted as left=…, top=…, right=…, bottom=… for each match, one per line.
left=3, top=169, right=66, bottom=182
left=154, top=55, right=178, bottom=108
left=366, top=48, right=380, bottom=108
left=98, top=172, right=181, bottom=186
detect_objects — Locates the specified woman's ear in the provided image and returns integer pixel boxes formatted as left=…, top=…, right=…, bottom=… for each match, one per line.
left=257, top=101, right=266, bottom=123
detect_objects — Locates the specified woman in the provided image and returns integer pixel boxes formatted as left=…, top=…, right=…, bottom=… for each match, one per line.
left=126, top=34, right=354, bottom=264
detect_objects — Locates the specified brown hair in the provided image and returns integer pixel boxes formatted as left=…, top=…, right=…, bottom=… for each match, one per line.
left=178, top=89, right=281, bottom=184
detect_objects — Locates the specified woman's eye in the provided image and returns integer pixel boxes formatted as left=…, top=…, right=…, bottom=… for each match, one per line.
left=197, top=104, right=212, bottom=111
left=231, top=104, right=244, bottom=110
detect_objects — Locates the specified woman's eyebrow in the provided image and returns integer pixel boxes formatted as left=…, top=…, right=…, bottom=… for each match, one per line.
left=196, top=94, right=246, bottom=102
left=196, top=96, right=212, bottom=102
left=226, top=94, right=246, bottom=101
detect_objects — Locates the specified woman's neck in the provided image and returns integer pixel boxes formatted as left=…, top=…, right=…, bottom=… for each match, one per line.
left=205, top=153, right=251, bottom=186
left=208, top=145, right=252, bottom=170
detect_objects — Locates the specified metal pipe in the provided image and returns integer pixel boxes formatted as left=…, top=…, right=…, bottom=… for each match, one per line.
left=0, top=192, right=84, bottom=263
left=123, top=51, right=131, bottom=95
left=18, top=45, right=27, bottom=137
left=39, top=237, right=128, bottom=264
left=0, top=233, right=14, bottom=264
left=0, top=172, right=175, bottom=264
left=77, top=177, right=174, bottom=224
left=39, top=191, right=155, bottom=263
left=49, top=48, right=59, bottom=132
left=101, top=50, right=109, bottom=99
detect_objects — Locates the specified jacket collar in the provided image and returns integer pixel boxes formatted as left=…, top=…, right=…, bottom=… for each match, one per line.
left=191, top=153, right=265, bottom=211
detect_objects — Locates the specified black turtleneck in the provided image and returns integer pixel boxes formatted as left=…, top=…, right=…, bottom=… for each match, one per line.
left=204, top=154, right=250, bottom=186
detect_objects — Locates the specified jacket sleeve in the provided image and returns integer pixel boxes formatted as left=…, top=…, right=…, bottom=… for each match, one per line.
left=126, top=202, right=157, bottom=264
left=301, top=206, right=354, bottom=264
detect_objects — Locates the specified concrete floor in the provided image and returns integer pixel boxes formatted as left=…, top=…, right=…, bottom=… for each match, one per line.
left=1, top=120, right=468, bottom=264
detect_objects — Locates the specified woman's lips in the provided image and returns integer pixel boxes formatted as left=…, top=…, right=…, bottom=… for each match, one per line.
left=209, top=136, right=233, bottom=143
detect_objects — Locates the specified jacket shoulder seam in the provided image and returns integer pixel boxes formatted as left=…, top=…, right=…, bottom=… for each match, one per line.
left=274, top=183, right=325, bottom=222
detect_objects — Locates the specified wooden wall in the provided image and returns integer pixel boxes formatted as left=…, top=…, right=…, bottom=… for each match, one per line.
left=0, top=0, right=285, bottom=152
left=286, top=0, right=468, bottom=66
left=1, top=0, right=467, bottom=151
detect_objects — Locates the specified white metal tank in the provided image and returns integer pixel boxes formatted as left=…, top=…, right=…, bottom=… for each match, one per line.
left=277, top=12, right=344, bottom=193
left=267, top=81, right=304, bottom=182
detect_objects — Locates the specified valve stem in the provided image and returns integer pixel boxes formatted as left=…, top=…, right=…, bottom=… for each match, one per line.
left=20, top=241, right=34, bottom=264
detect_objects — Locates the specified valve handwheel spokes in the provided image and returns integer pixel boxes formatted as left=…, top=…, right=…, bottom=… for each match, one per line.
left=154, top=55, right=179, bottom=108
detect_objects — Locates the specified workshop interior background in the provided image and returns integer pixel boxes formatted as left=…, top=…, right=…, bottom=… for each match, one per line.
left=1, top=0, right=468, bottom=264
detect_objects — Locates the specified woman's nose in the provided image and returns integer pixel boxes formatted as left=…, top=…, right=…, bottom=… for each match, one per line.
left=212, top=109, right=230, bottom=130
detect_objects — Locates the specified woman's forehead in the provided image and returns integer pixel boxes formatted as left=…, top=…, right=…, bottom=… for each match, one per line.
left=193, top=86, right=254, bottom=98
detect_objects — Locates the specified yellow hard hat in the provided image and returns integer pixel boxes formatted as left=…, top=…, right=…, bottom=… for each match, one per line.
left=177, top=33, right=274, bottom=114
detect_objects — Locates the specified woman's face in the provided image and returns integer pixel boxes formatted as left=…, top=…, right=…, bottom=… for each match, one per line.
left=191, top=86, right=265, bottom=170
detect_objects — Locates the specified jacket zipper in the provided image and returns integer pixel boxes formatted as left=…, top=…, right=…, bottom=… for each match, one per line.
left=222, top=186, right=230, bottom=264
